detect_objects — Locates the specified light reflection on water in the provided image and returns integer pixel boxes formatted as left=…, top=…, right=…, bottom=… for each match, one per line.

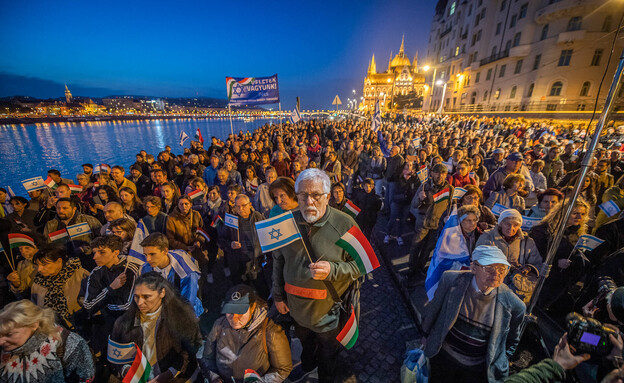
left=0, top=118, right=275, bottom=196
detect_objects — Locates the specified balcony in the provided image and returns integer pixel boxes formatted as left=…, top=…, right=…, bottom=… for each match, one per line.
left=535, top=0, right=603, bottom=24
left=479, top=50, right=510, bottom=67
left=509, top=44, right=531, bottom=57
left=557, top=29, right=586, bottom=43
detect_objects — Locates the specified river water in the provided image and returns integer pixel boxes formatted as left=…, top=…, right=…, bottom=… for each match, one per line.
left=0, top=117, right=277, bottom=196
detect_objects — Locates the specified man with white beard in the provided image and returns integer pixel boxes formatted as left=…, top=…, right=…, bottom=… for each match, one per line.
left=272, top=168, right=361, bottom=383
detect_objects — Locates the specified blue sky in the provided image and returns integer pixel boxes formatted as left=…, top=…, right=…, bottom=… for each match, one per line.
left=0, top=0, right=436, bottom=109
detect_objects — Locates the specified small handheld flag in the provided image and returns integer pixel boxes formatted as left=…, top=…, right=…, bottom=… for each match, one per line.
left=491, top=203, right=507, bottom=216
left=520, top=216, right=541, bottom=231
left=336, top=304, right=358, bottom=349
left=254, top=211, right=302, bottom=253
left=122, top=344, right=151, bottom=383
left=22, top=177, right=46, bottom=193
left=335, top=226, right=379, bottom=275
left=128, top=220, right=149, bottom=264
left=599, top=200, right=621, bottom=218
left=67, top=222, right=92, bottom=239
left=433, top=188, right=450, bottom=204
left=416, top=167, right=428, bottom=183
left=575, top=234, right=605, bottom=251
left=6, top=186, right=16, bottom=198
left=188, top=189, right=204, bottom=201
left=210, top=215, right=224, bottom=228
left=195, top=128, right=204, bottom=144
left=8, top=233, right=35, bottom=248
left=107, top=338, right=136, bottom=364
left=48, top=228, right=69, bottom=243
left=371, top=99, right=381, bottom=132
left=179, top=131, right=190, bottom=147
left=67, top=184, right=83, bottom=194
left=244, top=369, right=264, bottom=383
left=343, top=200, right=361, bottom=219
left=197, top=227, right=210, bottom=243
left=452, top=187, right=467, bottom=200
left=288, top=106, right=301, bottom=124
left=43, top=177, right=57, bottom=190
left=224, top=213, right=239, bottom=229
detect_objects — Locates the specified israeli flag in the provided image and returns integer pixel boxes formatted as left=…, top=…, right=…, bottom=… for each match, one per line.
left=521, top=216, right=541, bottom=231
left=425, top=206, right=471, bottom=300
left=128, top=219, right=149, bottom=264
left=224, top=213, right=239, bottom=229
left=575, top=234, right=605, bottom=251
left=453, top=187, right=467, bottom=200
left=288, top=106, right=301, bottom=124
left=491, top=203, right=507, bottom=216
left=107, top=337, right=136, bottom=364
left=67, top=222, right=91, bottom=239
left=371, top=99, right=381, bottom=132
left=179, top=131, right=190, bottom=147
left=7, top=186, right=16, bottom=198
left=21, top=177, right=46, bottom=193
left=254, top=211, right=302, bottom=253
left=416, top=167, right=428, bottom=183
left=599, top=200, right=621, bottom=218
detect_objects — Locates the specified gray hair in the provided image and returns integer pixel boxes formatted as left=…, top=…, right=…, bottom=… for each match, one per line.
left=235, top=194, right=250, bottom=204
left=295, top=168, right=331, bottom=194
left=189, top=154, right=199, bottom=161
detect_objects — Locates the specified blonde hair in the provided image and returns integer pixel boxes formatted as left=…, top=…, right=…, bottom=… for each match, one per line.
left=541, top=198, right=590, bottom=236
left=0, top=300, right=59, bottom=340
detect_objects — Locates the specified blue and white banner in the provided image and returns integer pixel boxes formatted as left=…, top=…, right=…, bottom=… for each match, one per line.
left=107, top=337, right=136, bottom=364
left=453, top=187, right=467, bottom=200
left=491, top=203, right=507, bottom=216
left=224, top=213, right=239, bottom=229
left=67, top=222, right=91, bottom=239
left=128, top=219, right=149, bottom=264
left=7, top=186, right=16, bottom=198
left=255, top=211, right=302, bottom=253
left=575, top=234, right=605, bottom=251
left=21, top=177, right=46, bottom=192
left=179, top=131, right=189, bottom=147
left=226, top=75, right=280, bottom=106
left=599, top=200, right=621, bottom=218
left=425, top=206, right=470, bottom=300
left=416, top=167, right=428, bottom=183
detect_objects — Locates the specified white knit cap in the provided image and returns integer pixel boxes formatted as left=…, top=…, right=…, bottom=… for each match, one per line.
left=498, top=209, right=523, bottom=225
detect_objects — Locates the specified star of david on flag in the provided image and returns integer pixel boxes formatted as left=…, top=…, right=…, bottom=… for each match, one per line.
left=254, top=211, right=302, bottom=253
left=107, top=337, right=136, bottom=364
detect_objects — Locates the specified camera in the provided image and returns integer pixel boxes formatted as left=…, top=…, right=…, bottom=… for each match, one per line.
left=566, top=312, right=618, bottom=357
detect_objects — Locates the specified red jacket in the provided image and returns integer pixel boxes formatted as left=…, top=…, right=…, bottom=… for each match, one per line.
left=447, top=173, right=477, bottom=188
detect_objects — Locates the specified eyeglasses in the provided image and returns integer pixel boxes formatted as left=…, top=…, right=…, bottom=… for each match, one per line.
left=476, top=263, right=509, bottom=275
left=296, top=192, right=327, bottom=202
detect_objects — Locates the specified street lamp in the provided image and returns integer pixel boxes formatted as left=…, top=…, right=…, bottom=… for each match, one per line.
left=423, top=65, right=437, bottom=112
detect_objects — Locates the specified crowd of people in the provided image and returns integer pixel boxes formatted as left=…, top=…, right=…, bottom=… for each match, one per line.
left=1, top=114, right=624, bottom=383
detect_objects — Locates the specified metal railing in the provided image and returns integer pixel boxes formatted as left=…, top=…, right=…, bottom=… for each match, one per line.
left=479, top=49, right=510, bottom=66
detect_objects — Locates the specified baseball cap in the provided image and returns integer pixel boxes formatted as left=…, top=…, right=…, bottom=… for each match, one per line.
left=472, top=245, right=511, bottom=267
left=221, top=284, right=255, bottom=314
left=493, top=148, right=505, bottom=154
left=507, top=152, right=524, bottom=161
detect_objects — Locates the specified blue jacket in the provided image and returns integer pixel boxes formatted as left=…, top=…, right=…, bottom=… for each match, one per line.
left=140, top=250, right=204, bottom=317
left=422, top=270, right=525, bottom=383
left=202, top=165, right=219, bottom=187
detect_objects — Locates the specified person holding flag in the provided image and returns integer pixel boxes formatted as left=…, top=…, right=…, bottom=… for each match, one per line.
left=110, top=272, right=202, bottom=383
left=6, top=234, right=42, bottom=299
left=200, top=284, right=292, bottom=383
left=406, top=163, right=453, bottom=286
left=272, top=169, right=364, bottom=382
left=6, top=196, right=37, bottom=232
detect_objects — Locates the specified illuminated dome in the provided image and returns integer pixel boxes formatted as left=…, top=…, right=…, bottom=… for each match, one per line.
left=390, top=35, right=411, bottom=68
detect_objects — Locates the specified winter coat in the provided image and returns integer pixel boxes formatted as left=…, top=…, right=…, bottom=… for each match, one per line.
left=476, top=227, right=542, bottom=268
left=166, top=208, right=204, bottom=251
left=351, top=188, right=383, bottom=228
left=485, top=190, right=525, bottom=214
left=410, top=179, right=453, bottom=230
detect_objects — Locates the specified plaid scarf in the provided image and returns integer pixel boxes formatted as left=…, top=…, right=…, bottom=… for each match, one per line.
left=33, top=258, right=81, bottom=321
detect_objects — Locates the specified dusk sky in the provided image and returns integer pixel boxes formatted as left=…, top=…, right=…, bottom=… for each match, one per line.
left=0, top=0, right=436, bottom=109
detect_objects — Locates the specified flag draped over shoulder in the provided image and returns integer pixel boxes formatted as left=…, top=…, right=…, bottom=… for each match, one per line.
left=254, top=211, right=302, bottom=253
left=425, top=205, right=471, bottom=300
left=335, top=226, right=379, bottom=275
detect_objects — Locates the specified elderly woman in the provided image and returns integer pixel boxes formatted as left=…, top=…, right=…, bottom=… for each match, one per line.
left=200, top=284, right=292, bottom=383
left=457, top=204, right=482, bottom=256
left=458, top=185, right=497, bottom=231
left=111, top=272, right=202, bottom=382
left=485, top=173, right=526, bottom=213
left=31, top=245, right=90, bottom=329
left=329, top=182, right=348, bottom=211
left=476, top=209, right=541, bottom=270
left=269, top=176, right=298, bottom=217
left=530, top=199, right=591, bottom=314
left=0, top=300, right=95, bottom=383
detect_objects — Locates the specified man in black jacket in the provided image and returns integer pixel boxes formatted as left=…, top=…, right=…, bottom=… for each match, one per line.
left=384, top=146, right=405, bottom=213
left=128, top=164, right=153, bottom=199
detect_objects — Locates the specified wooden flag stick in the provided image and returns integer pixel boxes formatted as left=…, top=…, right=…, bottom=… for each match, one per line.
left=5, top=248, right=15, bottom=272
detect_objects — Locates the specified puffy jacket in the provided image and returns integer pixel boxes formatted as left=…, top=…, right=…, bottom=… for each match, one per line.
left=410, top=179, right=453, bottom=230
left=166, top=208, right=204, bottom=251
left=200, top=306, right=292, bottom=383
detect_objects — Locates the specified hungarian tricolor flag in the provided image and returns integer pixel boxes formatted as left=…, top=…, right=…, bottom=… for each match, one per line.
left=68, top=184, right=83, bottom=194
left=43, top=177, right=57, bottom=189
left=335, top=226, right=379, bottom=275
left=49, top=229, right=69, bottom=243
left=343, top=200, right=361, bottom=219
left=8, top=233, right=35, bottom=248
left=122, top=344, right=151, bottom=383
left=433, top=188, right=450, bottom=204
left=243, top=369, right=263, bottom=382
left=195, top=128, right=204, bottom=144
left=210, top=215, right=223, bottom=228
left=188, top=189, right=204, bottom=201
left=197, top=227, right=210, bottom=242
left=336, top=304, right=358, bottom=349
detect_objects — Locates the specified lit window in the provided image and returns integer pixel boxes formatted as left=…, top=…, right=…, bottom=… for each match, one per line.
left=450, top=1, right=456, bottom=15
